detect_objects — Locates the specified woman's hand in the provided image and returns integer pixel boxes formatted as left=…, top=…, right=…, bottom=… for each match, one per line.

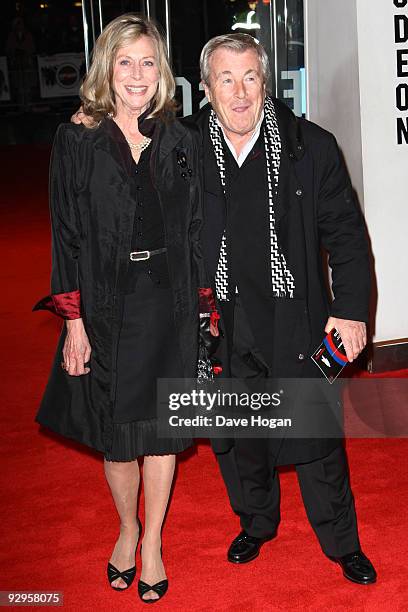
left=210, top=321, right=219, bottom=337
left=210, top=310, right=220, bottom=337
left=200, top=312, right=221, bottom=358
left=62, top=318, right=91, bottom=376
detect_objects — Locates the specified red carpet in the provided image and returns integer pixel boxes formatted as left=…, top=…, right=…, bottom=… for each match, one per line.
left=1, top=145, right=408, bottom=611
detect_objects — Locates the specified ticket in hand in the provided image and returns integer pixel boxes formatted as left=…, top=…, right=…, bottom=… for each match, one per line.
left=310, top=328, right=348, bottom=383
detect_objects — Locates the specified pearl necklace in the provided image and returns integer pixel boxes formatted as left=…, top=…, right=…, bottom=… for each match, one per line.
left=126, top=136, right=152, bottom=152
left=108, top=115, right=152, bottom=153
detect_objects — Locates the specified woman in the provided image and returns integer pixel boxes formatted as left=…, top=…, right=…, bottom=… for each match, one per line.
left=34, top=14, right=216, bottom=603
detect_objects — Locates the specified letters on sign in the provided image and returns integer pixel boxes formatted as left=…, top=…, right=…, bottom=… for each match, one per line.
left=394, top=1, right=408, bottom=144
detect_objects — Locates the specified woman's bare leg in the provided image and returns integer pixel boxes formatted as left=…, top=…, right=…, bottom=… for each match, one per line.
left=104, top=459, right=141, bottom=589
left=140, top=454, right=176, bottom=601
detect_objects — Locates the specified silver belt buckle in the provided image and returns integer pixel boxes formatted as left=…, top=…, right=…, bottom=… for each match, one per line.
left=130, top=250, right=150, bottom=261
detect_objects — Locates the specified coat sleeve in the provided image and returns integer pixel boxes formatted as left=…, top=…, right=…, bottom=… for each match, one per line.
left=317, top=134, right=370, bottom=322
left=33, top=125, right=82, bottom=319
left=188, top=129, right=216, bottom=314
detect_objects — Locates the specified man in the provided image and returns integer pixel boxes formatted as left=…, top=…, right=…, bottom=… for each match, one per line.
left=182, top=33, right=376, bottom=585
left=73, top=32, right=376, bottom=585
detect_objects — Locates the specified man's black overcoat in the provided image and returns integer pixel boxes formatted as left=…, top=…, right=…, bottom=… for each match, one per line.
left=35, top=117, right=206, bottom=454
left=183, top=99, right=371, bottom=464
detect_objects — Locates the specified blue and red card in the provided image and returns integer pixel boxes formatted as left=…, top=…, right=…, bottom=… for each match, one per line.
left=311, top=328, right=348, bottom=383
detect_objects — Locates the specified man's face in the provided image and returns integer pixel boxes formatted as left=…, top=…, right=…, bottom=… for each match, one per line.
left=203, top=47, right=265, bottom=140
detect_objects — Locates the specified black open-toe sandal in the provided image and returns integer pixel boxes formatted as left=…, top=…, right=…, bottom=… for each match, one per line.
left=107, top=518, right=142, bottom=591
left=138, top=579, right=168, bottom=603
left=107, top=562, right=136, bottom=591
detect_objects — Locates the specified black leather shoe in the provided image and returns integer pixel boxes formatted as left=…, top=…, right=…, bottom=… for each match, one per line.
left=333, top=550, right=377, bottom=584
left=227, top=530, right=269, bottom=564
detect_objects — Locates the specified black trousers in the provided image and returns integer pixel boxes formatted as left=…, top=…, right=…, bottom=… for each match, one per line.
left=216, top=297, right=360, bottom=558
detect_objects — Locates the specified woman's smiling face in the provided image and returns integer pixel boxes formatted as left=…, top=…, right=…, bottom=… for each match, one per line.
left=112, top=35, right=160, bottom=117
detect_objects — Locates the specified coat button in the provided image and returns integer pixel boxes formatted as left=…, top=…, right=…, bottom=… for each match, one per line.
left=297, top=144, right=303, bottom=151
left=288, top=152, right=295, bottom=159
left=295, top=188, right=303, bottom=197
left=298, top=353, right=305, bottom=361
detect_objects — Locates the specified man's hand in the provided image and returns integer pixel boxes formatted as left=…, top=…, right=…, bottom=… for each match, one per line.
left=71, top=107, right=93, bottom=127
left=62, top=318, right=91, bottom=376
left=325, top=317, right=367, bottom=363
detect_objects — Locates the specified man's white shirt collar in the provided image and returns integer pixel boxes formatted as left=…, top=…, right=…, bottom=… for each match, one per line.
left=217, top=110, right=264, bottom=168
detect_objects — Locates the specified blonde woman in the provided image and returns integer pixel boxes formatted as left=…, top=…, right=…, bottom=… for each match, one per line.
left=34, top=14, right=216, bottom=603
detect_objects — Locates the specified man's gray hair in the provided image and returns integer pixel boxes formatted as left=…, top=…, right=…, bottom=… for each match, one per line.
left=200, top=33, right=270, bottom=85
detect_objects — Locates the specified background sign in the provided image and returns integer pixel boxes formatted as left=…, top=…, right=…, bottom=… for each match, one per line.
left=37, top=53, right=85, bottom=98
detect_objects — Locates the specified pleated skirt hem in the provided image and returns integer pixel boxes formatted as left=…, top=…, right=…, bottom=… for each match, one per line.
left=105, top=418, right=193, bottom=462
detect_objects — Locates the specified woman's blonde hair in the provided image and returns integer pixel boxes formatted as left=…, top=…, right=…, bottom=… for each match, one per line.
left=80, top=13, right=176, bottom=124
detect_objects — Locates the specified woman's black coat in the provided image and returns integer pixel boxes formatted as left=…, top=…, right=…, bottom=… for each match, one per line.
left=35, top=117, right=206, bottom=454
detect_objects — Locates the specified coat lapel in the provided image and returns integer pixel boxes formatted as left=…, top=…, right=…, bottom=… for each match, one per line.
left=95, top=118, right=134, bottom=180
left=275, top=146, right=293, bottom=225
left=154, top=118, right=189, bottom=165
left=272, top=98, right=305, bottom=225
left=183, top=105, right=225, bottom=198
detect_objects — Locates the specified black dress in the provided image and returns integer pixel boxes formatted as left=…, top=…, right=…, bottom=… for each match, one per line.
left=105, top=142, right=193, bottom=461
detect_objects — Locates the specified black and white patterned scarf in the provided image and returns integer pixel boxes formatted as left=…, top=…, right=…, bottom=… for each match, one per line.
left=208, top=96, right=295, bottom=301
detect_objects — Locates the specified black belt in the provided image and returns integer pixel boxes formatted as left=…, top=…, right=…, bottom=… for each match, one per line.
left=129, top=248, right=167, bottom=261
